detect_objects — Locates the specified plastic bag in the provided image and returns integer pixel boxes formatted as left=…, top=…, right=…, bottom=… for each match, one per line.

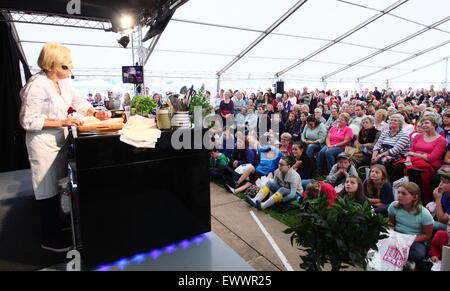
left=368, top=229, right=416, bottom=271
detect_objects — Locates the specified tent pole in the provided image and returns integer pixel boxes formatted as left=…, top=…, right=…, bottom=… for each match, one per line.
left=216, top=74, right=221, bottom=94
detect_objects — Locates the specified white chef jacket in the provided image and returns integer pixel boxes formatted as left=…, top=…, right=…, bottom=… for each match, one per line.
left=19, top=71, right=93, bottom=200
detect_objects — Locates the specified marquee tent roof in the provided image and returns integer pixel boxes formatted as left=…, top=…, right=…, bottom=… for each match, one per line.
left=3, top=0, right=450, bottom=91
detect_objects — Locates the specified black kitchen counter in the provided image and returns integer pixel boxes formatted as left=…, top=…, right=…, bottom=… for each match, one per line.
left=70, top=128, right=211, bottom=269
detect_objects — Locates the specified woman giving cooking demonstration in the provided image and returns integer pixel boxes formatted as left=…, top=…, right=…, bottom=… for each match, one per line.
left=19, top=43, right=110, bottom=252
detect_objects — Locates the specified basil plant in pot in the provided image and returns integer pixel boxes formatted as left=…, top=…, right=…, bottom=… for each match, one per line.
left=284, top=195, right=389, bottom=271
left=188, top=86, right=214, bottom=126
left=131, top=96, right=158, bottom=117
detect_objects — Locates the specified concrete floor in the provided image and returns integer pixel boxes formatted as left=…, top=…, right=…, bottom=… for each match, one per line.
left=210, top=183, right=360, bottom=271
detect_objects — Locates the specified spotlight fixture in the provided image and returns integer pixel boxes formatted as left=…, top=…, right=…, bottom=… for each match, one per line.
left=118, top=35, right=130, bottom=48
left=120, top=14, right=135, bottom=30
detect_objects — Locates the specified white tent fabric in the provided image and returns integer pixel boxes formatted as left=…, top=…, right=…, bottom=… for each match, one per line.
left=12, top=0, right=450, bottom=93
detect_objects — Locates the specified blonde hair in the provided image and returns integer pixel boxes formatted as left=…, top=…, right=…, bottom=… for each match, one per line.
left=375, top=109, right=388, bottom=121
left=394, top=182, right=422, bottom=215
left=339, top=112, right=350, bottom=123
left=38, top=42, right=72, bottom=71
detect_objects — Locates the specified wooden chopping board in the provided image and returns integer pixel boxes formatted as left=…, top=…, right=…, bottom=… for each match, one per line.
left=77, top=117, right=124, bottom=132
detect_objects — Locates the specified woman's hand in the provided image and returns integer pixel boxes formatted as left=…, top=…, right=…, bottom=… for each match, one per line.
left=431, top=256, right=439, bottom=263
left=61, top=116, right=84, bottom=127
left=95, top=110, right=111, bottom=121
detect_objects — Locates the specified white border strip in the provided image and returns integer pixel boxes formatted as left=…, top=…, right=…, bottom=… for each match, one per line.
left=249, top=211, right=294, bottom=271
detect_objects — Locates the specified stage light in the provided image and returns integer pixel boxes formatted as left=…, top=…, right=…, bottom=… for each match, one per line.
left=119, top=14, right=135, bottom=30
left=117, top=35, right=130, bottom=48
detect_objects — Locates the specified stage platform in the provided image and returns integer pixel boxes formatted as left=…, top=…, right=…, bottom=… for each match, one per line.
left=0, top=169, right=254, bottom=271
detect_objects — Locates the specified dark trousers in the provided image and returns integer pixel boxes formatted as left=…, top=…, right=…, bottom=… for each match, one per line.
left=39, top=195, right=64, bottom=243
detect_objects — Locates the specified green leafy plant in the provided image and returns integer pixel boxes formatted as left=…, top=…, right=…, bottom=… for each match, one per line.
left=188, top=86, right=214, bottom=122
left=284, top=194, right=389, bottom=271
left=131, top=96, right=158, bottom=116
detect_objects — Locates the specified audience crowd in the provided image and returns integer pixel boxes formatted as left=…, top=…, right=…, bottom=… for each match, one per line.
left=206, top=85, right=450, bottom=271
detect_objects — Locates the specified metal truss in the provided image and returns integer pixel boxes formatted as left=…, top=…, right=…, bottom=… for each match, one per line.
left=388, top=56, right=450, bottom=81
left=322, top=16, right=450, bottom=81
left=217, top=0, right=308, bottom=77
left=0, top=10, right=112, bottom=31
left=357, top=40, right=450, bottom=81
left=275, top=0, right=409, bottom=78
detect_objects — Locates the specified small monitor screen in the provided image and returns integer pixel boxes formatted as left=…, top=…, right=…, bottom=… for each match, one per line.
left=122, top=66, right=144, bottom=84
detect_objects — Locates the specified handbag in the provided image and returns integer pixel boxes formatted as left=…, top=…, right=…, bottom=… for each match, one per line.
left=345, top=146, right=363, bottom=157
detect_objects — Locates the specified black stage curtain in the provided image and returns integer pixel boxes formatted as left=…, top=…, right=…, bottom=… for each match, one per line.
left=0, top=14, right=31, bottom=172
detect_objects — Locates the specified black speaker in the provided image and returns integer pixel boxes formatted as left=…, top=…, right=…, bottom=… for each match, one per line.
left=275, top=81, right=284, bottom=94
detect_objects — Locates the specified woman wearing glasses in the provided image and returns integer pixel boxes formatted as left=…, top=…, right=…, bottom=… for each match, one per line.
left=19, top=43, right=110, bottom=252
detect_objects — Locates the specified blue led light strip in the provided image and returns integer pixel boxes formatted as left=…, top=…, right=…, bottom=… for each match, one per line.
left=96, top=232, right=212, bottom=271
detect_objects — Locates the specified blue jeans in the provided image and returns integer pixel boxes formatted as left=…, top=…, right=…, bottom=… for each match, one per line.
left=306, top=143, right=322, bottom=159
left=433, top=221, right=448, bottom=232
left=316, top=146, right=344, bottom=173
left=265, top=180, right=297, bottom=202
left=408, top=242, right=427, bottom=262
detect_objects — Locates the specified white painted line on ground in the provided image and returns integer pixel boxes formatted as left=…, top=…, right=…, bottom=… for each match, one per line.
left=249, top=210, right=294, bottom=271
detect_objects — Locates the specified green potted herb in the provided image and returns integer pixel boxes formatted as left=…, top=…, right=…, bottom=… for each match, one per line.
left=188, top=86, right=214, bottom=125
left=131, top=96, right=158, bottom=117
left=284, top=195, right=389, bottom=271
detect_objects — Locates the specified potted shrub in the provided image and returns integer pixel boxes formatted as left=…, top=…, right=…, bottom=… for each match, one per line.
left=284, top=195, right=389, bottom=271
left=188, top=86, right=214, bottom=125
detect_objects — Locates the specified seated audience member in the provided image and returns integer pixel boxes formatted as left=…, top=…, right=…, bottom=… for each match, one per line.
left=301, top=180, right=337, bottom=207
left=314, top=108, right=327, bottom=124
left=284, top=111, right=301, bottom=142
left=298, top=111, right=308, bottom=135
left=324, top=105, right=339, bottom=130
left=92, top=93, right=104, bottom=107
left=371, top=114, right=410, bottom=175
left=225, top=146, right=282, bottom=195
left=429, top=221, right=450, bottom=263
left=234, top=106, right=248, bottom=130
left=348, top=104, right=367, bottom=136
left=326, top=153, right=358, bottom=189
left=276, top=103, right=289, bottom=124
left=338, top=175, right=368, bottom=205
left=209, top=149, right=230, bottom=180
left=375, top=109, right=389, bottom=132
left=278, top=133, right=293, bottom=157
left=245, top=107, right=258, bottom=132
left=245, top=156, right=302, bottom=210
left=292, top=142, right=314, bottom=189
left=363, top=165, right=394, bottom=215
left=352, top=116, right=380, bottom=167
left=440, top=112, right=450, bottom=143
left=388, top=182, right=434, bottom=267
left=301, top=115, right=327, bottom=159
left=432, top=170, right=450, bottom=232
left=316, top=113, right=353, bottom=175
left=392, top=116, right=446, bottom=204
left=233, top=91, right=246, bottom=115
left=221, top=129, right=235, bottom=159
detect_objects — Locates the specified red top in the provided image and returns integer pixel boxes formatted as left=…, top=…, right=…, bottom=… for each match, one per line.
left=303, top=181, right=337, bottom=207
left=428, top=230, right=450, bottom=259
left=411, top=133, right=447, bottom=169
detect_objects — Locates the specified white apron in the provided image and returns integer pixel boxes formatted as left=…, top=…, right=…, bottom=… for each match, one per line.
left=19, top=71, right=93, bottom=200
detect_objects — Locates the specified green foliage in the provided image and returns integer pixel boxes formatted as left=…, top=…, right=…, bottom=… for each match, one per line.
left=131, top=96, right=158, bottom=116
left=188, top=86, right=214, bottom=121
left=284, top=194, right=389, bottom=271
